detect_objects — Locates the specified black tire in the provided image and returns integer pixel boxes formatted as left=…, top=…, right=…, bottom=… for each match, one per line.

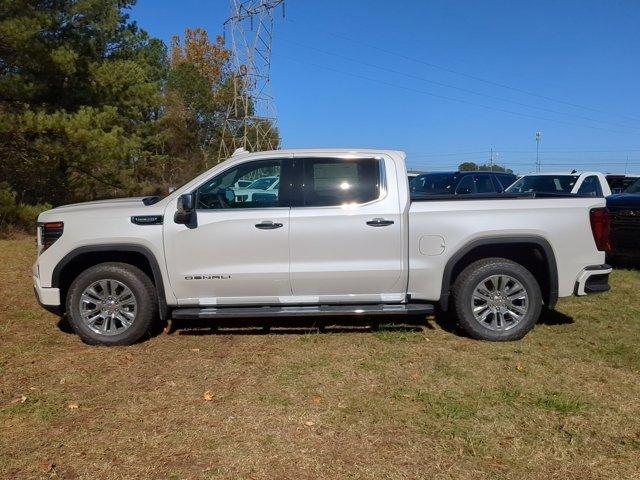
left=452, top=258, right=542, bottom=341
left=66, top=262, right=158, bottom=346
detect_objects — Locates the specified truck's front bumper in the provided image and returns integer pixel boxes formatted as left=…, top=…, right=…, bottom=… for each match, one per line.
left=33, top=275, right=61, bottom=314
left=574, top=264, right=612, bottom=296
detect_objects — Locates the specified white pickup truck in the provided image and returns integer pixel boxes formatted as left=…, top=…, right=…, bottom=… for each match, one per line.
left=33, top=148, right=612, bottom=345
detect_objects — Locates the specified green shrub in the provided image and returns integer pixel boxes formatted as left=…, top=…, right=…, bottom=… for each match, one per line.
left=0, top=182, right=51, bottom=235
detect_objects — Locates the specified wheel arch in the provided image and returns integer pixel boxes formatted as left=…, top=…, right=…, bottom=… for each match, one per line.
left=439, top=236, right=558, bottom=311
left=52, top=244, right=168, bottom=320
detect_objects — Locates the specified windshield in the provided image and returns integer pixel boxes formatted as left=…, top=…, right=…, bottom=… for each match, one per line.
left=506, top=175, right=579, bottom=194
left=410, top=173, right=458, bottom=195
left=247, top=177, right=276, bottom=190
left=626, top=179, right=640, bottom=194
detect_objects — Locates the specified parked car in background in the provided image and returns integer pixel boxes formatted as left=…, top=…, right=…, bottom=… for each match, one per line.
left=407, top=170, right=423, bottom=181
left=233, top=179, right=253, bottom=189
left=409, top=170, right=517, bottom=196
left=505, top=172, right=611, bottom=197
left=34, top=148, right=610, bottom=346
left=606, top=174, right=639, bottom=194
left=607, top=178, right=640, bottom=262
left=233, top=175, right=280, bottom=203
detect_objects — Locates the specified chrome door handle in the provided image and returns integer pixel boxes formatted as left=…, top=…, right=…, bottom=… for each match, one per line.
left=366, top=218, right=394, bottom=227
left=255, top=221, right=283, bottom=230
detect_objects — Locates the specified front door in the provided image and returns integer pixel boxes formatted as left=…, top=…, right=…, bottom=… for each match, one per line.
left=164, top=158, right=292, bottom=306
left=289, top=155, right=405, bottom=303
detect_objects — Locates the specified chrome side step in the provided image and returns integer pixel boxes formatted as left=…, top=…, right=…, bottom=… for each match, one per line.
left=171, top=303, right=434, bottom=320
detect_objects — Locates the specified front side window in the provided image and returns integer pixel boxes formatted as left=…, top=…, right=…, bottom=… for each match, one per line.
left=577, top=176, right=603, bottom=197
left=196, top=160, right=283, bottom=210
left=301, top=158, right=380, bottom=207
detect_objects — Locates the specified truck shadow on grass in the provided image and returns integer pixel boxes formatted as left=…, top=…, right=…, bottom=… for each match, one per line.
left=172, top=316, right=427, bottom=336
left=431, top=307, right=573, bottom=338
left=167, top=309, right=574, bottom=338
left=56, top=310, right=574, bottom=339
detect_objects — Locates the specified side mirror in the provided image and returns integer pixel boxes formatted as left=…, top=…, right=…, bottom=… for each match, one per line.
left=175, top=193, right=196, bottom=227
left=177, top=193, right=194, bottom=213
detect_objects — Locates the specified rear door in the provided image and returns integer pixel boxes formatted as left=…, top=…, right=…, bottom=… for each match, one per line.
left=288, top=155, right=405, bottom=303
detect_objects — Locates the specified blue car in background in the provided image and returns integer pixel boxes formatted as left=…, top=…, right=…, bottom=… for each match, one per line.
left=607, top=178, right=640, bottom=262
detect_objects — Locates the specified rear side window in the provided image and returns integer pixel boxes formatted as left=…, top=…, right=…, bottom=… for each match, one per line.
left=474, top=174, right=496, bottom=194
left=577, top=176, right=603, bottom=197
left=455, top=175, right=476, bottom=194
left=301, top=158, right=380, bottom=207
left=495, top=174, right=517, bottom=191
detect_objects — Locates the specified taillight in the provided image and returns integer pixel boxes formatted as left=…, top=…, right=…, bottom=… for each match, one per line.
left=589, top=208, right=611, bottom=252
left=39, top=222, right=64, bottom=252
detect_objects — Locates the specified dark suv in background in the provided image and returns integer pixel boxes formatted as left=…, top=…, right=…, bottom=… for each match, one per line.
left=607, top=178, right=640, bottom=262
left=409, top=171, right=517, bottom=196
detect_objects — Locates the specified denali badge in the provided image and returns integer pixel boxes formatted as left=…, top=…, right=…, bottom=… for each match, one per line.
left=185, top=275, right=231, bottom=280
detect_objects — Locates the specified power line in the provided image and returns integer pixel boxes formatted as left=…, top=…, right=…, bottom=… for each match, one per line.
left=409, top=148, right=640, bottom=157
left=283, top=17, right=640, bottom=124
left=279, top=37, right=640, bottom=132
left=276, top=54, right=637, bottom=135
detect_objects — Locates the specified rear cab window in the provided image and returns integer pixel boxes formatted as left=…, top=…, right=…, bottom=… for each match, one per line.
left=577, top=176, right=603, bottom=197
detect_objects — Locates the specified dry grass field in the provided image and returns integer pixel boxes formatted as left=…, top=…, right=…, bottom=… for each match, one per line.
left=1, top=236, right=640, bottom=479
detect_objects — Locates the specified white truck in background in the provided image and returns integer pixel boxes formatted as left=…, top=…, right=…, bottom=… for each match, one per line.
left=506, top=171, right=612, bottom=197
left=33, top=148, right=612, bottom=345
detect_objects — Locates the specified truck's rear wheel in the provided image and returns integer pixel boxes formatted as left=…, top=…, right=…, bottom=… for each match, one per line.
left=66, top=263, right=157, bottom=346
left=452, top=258, right=542, bottom=341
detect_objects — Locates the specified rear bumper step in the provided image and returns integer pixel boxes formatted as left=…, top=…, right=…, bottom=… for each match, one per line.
left=172, top=303, right=434, bottom=320
left=574, top=264, right=612, bottom=296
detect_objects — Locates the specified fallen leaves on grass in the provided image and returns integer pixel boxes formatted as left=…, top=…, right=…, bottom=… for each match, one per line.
left=515, top=362, right=525, bottom=372
left=67, top=402, right=79, bottom=410
left=304, top=421, right=316, bottom=427
left=203, top=391, right=214, bottom=401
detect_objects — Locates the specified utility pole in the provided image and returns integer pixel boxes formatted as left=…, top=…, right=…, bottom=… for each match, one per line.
left=219, top=0, right=285, bottom=162
left=535, top=131, right=542, bottom=173
left=625, top=155, right=629, bottom=175
left=489, top=148, right=498, bottom=171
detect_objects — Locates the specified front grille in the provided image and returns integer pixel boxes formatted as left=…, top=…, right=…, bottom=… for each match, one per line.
left=609, top=208, right=640, bottom=250
left=610, top=208, right=640, bottom=226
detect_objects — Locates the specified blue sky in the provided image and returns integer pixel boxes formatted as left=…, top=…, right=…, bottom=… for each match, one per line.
left=130, top=0, right=640, bottom=174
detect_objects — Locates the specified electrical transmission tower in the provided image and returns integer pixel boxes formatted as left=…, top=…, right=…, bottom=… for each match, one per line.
left=218, top=0, right=285, bottom=161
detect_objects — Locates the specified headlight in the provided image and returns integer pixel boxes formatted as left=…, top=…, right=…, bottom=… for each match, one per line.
left=38, top=222, right=64, bottom=254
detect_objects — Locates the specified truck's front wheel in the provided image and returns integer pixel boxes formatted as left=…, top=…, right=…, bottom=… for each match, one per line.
left=66, top=262, right=158, bottom=346
left=452, top=258, right=542, bottom=341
